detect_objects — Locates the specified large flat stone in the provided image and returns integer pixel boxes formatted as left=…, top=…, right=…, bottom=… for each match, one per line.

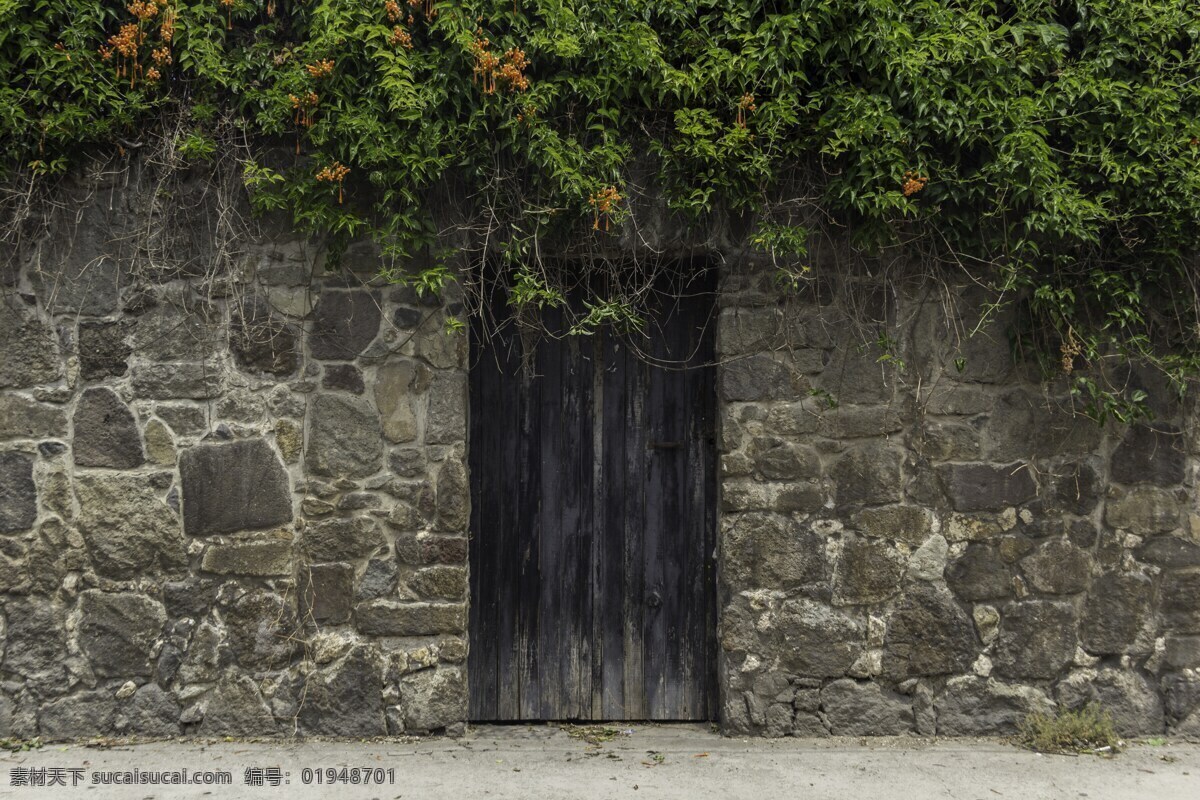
left=1105, top=486, right=1182, bottom=534
left=200, top=532, right=294, bottom=576
left=180, top=439, right=293, bottom=536
left=304, top=516, right=385, bottom=562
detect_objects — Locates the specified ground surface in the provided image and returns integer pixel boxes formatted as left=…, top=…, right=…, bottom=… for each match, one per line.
left=1, top=724, right=1197, bottom=799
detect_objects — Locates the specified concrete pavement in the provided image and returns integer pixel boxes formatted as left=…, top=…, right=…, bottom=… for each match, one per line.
left=1, top=723, right=1197, bottom=799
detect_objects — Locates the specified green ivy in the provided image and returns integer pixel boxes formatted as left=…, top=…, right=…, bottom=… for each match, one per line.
left=2, top=1, right=1199, bottom=408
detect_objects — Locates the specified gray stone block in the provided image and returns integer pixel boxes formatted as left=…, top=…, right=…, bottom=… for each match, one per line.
left=72, top=387, right=145, bottom=469
left=822, top=679, right=914, bottom=736
left=0, top=394, right=67, bottom=440
left=180, top=439, right=293, bottom=536
left=309, top=290, right=381, bottom=360
left=938, top=462, right=1036, bottom=512
left=77, top=591, right=167, bottom=677
left=883, top=585, right=976, bottom=680
left=306, top=394, right=384, bottom=477
left=0, top=451, right=36, bottom=533
left=992, top=600, right=1077, bottom=680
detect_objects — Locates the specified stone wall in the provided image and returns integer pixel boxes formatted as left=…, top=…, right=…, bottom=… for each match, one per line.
left=715, top=259, right=1200, bottom=737
left=0, top=181, right=470, bottom=738
left=3, top=171, right=1200, bottom=740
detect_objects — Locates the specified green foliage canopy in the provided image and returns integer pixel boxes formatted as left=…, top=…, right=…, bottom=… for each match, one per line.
left=2, top=0, right=1199, bottom=407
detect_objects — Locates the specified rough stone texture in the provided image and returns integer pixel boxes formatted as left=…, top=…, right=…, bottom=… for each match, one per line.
left=309, top=290, right=382, bottom=359
left=0, top=393, right=67, bottom=440
left=1105, top=486, right=1182, bottom=534
left=72, top=387, right=145, bottom=469
left=376, top=360, right=422, bottom=442
left=298, top=648, right=386, bottom=736
left=3, top=194, right=1197, bottom=740
left=77, top=591, right=167, bottom=677
left=934, top=676, right=1055, bottom=735
left=1, top=597, right=67, bottom=685
left=322, top=363, right=365, bottom=394
left=773, top=600, right=864, bottom=678
left=180, top=439, right=293, bottom=536
left=38, top=692, right=117, bottom=740
left=945, top=544, right=1012, bottom=601
left=300, top=563, right=355, bottom=624
left=230, top=297, right=299, bottom=376
left=938, top=463, right=1037, bottom=512
left=1056, top=669, right=1165, bottom=736
left=400, top=667, right=467, bottom=733
left=1019, top=539, right=1092, bottom=595
left=123, top=683, right=182, bottom=737
left=78, top=320, right=132, bottom=379
left=224, top=590, right=301, bottom=671
left=882, top=585, right=977, bottom=680
left=200, top=533, right=294, bottom=576
left=0, top=299, right=61, bottom=388
left=306, top=394, right=384, bottom=477
left=199, top=674, right=278, bottom=736
left=1081, top=571, right=1154, bottom=654
left=831, top=444, right=904, bottom=506
left=821, top=679, right=914, bottom=735
left=723, top=513, right=824, bottom=590
left=143, top=418, right=176, bottom=465
left=75, top=473, right=188, bottom=578
left=355, top=600, right=466, bottom=637
left=832, top=536, right=905, bottom=605
left=0, top=451, right=37, bottom=533
left=1111, top=425, right=1187, bottom=487
left=992, top=601, right=1077, bottom=680
left=304, top=516, right=386, bottom=562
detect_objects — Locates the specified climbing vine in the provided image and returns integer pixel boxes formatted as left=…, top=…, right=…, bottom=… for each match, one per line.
left=2, top=1, right=1199, bottom=413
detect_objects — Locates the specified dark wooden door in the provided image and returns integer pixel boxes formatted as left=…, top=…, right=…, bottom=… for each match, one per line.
left=468, top=276, right=718, bottom=721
